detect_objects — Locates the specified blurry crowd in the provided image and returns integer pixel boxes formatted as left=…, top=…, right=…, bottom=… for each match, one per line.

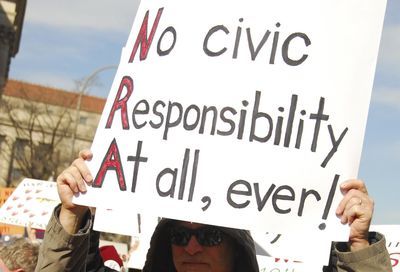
left=0, top=224, right=40, bottom=272
left=0, top=224, right=139, bottom=272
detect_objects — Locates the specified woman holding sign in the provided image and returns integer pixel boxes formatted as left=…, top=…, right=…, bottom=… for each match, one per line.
left=34, top=150, right=392, bottom=272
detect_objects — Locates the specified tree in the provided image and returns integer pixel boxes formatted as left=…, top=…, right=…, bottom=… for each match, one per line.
left=0, top=87, right=75, bottom=186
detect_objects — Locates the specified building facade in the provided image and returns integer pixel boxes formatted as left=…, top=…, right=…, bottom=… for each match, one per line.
left=0, top=79, right=105, bottom=187
left=0, top=0, right=26, bottom=97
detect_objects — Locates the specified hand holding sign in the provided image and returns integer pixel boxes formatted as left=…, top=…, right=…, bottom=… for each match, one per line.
left=336, top=179, right=374, bottom=252
left=56, top=149, right=93, bottom=234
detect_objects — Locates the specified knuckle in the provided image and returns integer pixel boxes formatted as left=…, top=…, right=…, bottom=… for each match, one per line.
left=72, top=158, right=83, bottom=166
left=70, top=165, right=80, bottom=175
left=57, top=170, right=70, bottom=182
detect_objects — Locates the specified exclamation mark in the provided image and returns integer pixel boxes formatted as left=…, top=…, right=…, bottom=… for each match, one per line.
left=319, top=174, right=340, bottom=230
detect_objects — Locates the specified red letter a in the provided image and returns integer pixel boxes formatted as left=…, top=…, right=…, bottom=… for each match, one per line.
left=93, top=138, right=127, bottom=191
left=129, top=7, right=164, bottom=62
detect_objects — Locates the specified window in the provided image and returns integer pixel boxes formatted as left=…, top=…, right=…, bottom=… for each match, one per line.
left=0, top=135, right=5, bottom=169
left=36, top=142, right=51, bottom=161
left=0, top=135, right=5, bottom=153
left=79, top=116, right=88, bottom=125
left=14, top=138, right=29, bottom=160
left=6, top=138, right=29, bottom=184
left=10, top=168, right=23, bottom=181
left=8, top=139, right=53, bottom=183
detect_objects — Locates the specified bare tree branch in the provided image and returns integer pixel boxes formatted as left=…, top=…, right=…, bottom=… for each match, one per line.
left=2, top=87, right=76, bottom=184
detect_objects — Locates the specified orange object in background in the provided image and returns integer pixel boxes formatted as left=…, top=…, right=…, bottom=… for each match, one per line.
left=0, top=188, right=24, bottom=236
left=0, top=188, right=15, bottom=206
left=0, top=224, right=24, bottom=236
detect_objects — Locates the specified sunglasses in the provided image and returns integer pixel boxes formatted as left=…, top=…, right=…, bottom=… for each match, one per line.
left=170, top=225, right=223, bottom=247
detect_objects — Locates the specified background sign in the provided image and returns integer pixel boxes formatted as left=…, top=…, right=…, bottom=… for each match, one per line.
left=0, top=178, right=60, bottom=230
left=0, top=187, right=24, bottom=235
left=75, top=0, right=387, bottom=243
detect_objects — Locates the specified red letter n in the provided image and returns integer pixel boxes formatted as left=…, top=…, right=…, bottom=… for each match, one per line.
left=93, top=138, right=127, bottom=191
left=106, top=76, right=133, bottom=129
left=129, top=7, right=164, bottom=62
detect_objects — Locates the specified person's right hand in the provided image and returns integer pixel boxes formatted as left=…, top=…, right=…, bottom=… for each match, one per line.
left=56, top=149, right=94, bottom=233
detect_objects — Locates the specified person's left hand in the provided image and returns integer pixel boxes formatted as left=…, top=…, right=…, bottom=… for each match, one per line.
left=335, top=179, right=374, bottom=251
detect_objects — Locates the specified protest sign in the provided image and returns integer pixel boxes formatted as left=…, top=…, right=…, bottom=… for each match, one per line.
left=0, top=178, right=60, bottom=230
left=252, top=230, right=332, bottom=265
left=74, top=0, right=387, bottom=240
left=0, top=187, right=24, bottom=235
left=127, top=225, right=157, bottom=270
left=94, top=207, right=159, bottom=238
left=257, top=256, right=320, bottom=272
left=95, top=208, right=159, bottom=269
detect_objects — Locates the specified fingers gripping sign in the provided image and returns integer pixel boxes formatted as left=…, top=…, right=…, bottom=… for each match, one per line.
left=335, top=179, right=374, bottom=251
left=57, top=149, right=94, bottom=234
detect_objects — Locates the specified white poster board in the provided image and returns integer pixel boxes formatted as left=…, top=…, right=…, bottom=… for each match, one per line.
left=257, top=256, right=320, bottom=272
left=94, top=209, right=159, bottom=269
left=252, top=230, right=333, bottom=265
left=94, top=208, right=160, bottom=237
left=94, top=208, right=141, bottom=236
left=75, top=0, right=387, bottom=241
left=127, top=229, right=156, bottom=270
left=0, top=178, right=60, bottom=230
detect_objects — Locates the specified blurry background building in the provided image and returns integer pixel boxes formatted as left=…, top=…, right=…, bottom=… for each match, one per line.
left=0, top=0, right=26, bottom=98
left=0, top=80, right=105, bottom=187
